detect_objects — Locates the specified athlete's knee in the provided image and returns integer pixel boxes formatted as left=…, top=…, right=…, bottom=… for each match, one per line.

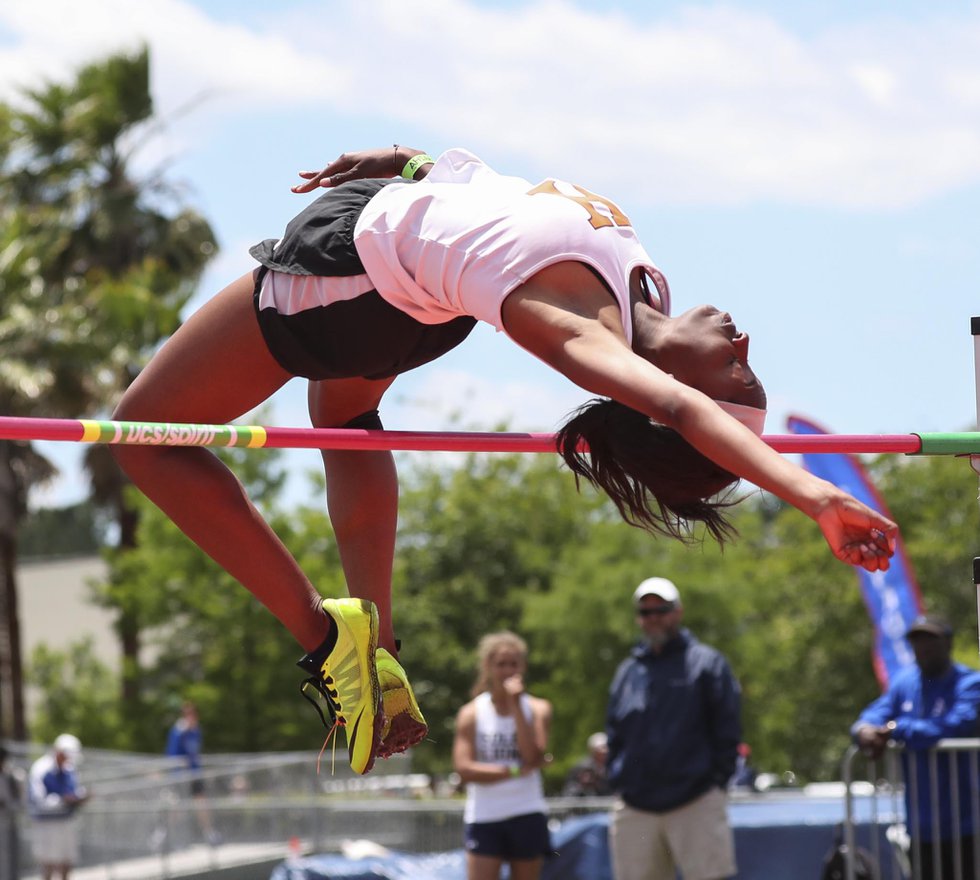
left=340, top=409, right=383, bottom=431
left=110, top=394, right=169, bottom=475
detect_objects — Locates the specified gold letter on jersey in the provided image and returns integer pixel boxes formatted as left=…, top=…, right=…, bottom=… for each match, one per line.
left=527, top=180, right=632, bottom=230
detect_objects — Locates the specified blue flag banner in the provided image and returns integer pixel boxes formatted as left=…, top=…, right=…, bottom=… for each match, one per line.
left=787, top=415, right=923, bottom=689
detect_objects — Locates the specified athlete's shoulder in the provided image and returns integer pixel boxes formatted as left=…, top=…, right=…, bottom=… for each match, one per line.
left=455, top=697, right=479, bottom=726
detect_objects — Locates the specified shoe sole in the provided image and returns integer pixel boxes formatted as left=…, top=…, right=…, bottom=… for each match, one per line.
left=375, top=647, right=427, bottom=760
left=378, top=713, right=428, bottom=759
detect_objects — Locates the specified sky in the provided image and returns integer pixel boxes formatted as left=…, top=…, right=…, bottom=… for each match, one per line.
left=1, top=0, right=980, bottom=509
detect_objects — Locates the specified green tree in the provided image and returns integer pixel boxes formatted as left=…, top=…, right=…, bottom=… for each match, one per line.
left=0, top=47, right=216, bottom=738
left=86, top=443, right=310, bottom=751
left=29, top=638, right=124, bottom=748
left=875, top=453, right=980, bottom=634
left=23, top=440, right=980, bottom=786
left=391, top=452, right=603, bottom=776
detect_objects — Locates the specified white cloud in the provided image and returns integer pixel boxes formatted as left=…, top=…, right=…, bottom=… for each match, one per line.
left=849, top=64, right=898, bottom=107
left=0, top=0, right=344, bottom=107
left=1, top=0, right=979, bottom=208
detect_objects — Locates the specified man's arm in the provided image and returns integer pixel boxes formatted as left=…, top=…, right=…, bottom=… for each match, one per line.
left=165, top=725, right=180, bottom=757
left=851, top=684, right=903, bottom=759
left=852, top=690, right=898, bottom=733
left=893, top=673, right=980, bottom=749
left=604, top=659, right=632, bottom=791
left=706, top=653, right=742, bottom=787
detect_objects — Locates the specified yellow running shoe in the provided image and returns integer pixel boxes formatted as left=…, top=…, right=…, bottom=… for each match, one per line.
left=376, top=647, right=428, bottom=759
left=297, top=598, right=382, bottom=775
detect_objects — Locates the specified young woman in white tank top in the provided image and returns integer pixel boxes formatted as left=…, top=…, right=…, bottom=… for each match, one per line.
left=453, top=632, right=553, bottom=880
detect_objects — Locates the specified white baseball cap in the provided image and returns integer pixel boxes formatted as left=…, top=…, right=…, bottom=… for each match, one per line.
left=587, top=732, right=608, bottom=751
left=53, top=734, right=82, bottom=757
left=633, top=577, right=681, bottom=607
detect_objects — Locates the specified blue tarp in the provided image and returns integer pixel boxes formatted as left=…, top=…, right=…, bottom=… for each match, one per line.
left=270, top=850, right=465, bottom=880
left=269, top=796, right=898, bottom=880
left=269, top=815, right=609, bottom=880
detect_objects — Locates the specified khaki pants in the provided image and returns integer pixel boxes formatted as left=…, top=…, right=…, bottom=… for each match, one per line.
left=31, top=817, right=79, bottom=865
left=609, top=787, right=736, bottom=880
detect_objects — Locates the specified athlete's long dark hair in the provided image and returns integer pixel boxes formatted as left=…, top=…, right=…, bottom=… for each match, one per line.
left=556, top=398, right=741, bottom=544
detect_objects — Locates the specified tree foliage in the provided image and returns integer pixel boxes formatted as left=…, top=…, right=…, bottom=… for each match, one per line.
left=392, top=453, right=604, bottom=772
left=26, top=445, right=980, bottom=789
left=0, top=46, right=217, bottom=738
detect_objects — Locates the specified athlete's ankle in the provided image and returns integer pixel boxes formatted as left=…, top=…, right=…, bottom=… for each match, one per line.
left=304, top=613, right=337, bottom=656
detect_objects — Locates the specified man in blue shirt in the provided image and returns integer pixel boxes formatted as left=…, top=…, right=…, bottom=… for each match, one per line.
left=165, top=701, right=220, bottom=846
left=606, top=577, right=741, bottom=880
left=852, top=614, right=980, bottom=880
left=28, top=734, right=89, bottom=880
left=166, top=701, right=204, bottom=791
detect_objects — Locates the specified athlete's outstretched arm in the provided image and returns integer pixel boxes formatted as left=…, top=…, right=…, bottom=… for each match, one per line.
left=292, top=146, right=432, bottom=193
left=501, top=272, right=897, bottom=572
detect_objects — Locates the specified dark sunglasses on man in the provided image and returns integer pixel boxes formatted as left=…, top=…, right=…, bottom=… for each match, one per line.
left=638, top=605, right=676, bottom=617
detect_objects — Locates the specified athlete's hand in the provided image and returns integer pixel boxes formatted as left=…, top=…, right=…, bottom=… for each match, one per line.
left=292, top=148, right=405, bottom=193
left=815, top=493, right=897, bottom=572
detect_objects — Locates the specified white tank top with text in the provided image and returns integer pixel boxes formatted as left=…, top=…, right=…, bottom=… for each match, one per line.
left=353, top=149, right=670, bottom=340
left=464, top=691, right=548, bottom=824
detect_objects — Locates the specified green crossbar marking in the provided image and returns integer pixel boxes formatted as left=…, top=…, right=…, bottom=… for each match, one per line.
left=913, top=433, right=980, bottom=456
left=76, top=420, right=269, bottom=447
left=120, top=422, right=225, bottom=446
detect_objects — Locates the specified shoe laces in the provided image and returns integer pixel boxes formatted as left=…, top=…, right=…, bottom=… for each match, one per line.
left=300, top=672, right=346, bottom=724
left=300, top=677, right=345, bottom=775
left=315, top=720, right=341, bottom=776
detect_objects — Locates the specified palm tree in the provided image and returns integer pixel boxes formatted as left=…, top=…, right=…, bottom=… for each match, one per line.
left=0, top=47, right=217, bottom=739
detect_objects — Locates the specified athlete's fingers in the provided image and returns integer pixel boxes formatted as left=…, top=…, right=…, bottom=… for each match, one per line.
left=292, top=154, right=357, bottom=193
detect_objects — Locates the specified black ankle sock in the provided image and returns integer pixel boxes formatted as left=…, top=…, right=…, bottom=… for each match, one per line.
left=311, top=617, right=338, bottom=659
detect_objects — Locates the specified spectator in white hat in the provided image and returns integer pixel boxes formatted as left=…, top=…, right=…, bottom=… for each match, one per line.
left=563, top=731, right=612, bottom=797
left=28, top=734, right=90, bottom=880
left=607, top=577, right=742, bottom=880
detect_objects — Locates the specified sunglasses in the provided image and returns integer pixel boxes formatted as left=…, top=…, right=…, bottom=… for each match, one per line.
left=637, top=605, right=676, bottom=617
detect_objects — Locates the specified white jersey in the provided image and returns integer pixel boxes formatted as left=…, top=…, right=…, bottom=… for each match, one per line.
left=354, top=149, right=670, bottom=342
left=464, top=692, right=548, bottom=824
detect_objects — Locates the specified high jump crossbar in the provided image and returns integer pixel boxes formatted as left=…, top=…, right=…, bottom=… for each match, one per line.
left=0, top=416, right=977, bottom=456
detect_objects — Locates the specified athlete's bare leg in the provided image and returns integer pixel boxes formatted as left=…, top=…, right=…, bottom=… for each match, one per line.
left=509, top=858, right=544, bottom=880
left=308, top=376, right=398, bottom=654
left=466, top=853, right=506, bottom=880
left=112, top=271, right=330, bottom=651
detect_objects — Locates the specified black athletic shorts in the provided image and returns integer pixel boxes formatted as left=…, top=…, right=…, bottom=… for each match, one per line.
left=464, top=812, right=553, bottom=860
left=250, top=179, right=476, bottom=381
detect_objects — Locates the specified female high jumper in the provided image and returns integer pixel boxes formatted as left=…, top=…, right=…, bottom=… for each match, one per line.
left=111, top=145, right=896, bottom=775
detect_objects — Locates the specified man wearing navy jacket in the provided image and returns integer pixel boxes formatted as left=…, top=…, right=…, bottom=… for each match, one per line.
left=606, top=577, right=741, bottom=880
